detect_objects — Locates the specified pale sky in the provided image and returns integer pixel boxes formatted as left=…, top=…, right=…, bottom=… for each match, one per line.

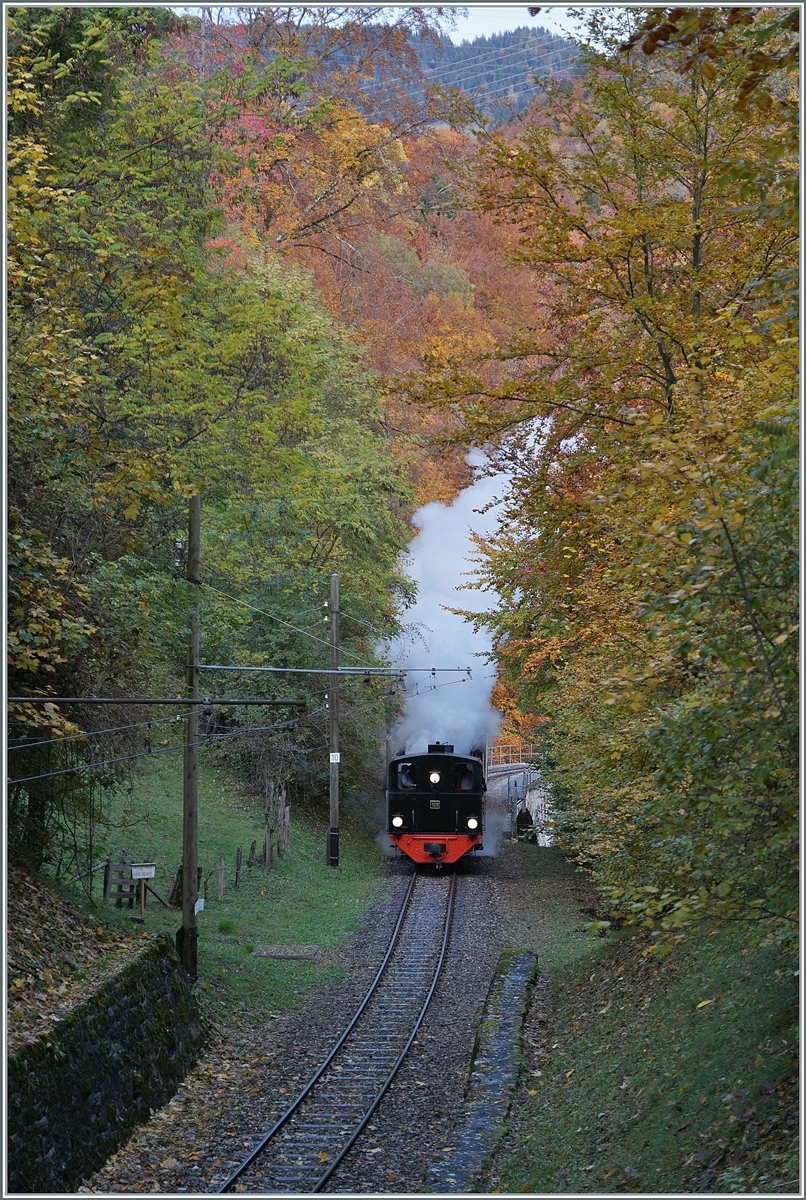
left=445, top=5, right=582, bottom=43
left=171, top=5, right=585, bottom=42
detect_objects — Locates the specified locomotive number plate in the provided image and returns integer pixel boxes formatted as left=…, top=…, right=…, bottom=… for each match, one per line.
left=430, top=799, right=440, bottom=809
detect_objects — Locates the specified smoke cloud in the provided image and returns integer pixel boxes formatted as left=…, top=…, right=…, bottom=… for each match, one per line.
left=389, top=457, right=506, bottom=756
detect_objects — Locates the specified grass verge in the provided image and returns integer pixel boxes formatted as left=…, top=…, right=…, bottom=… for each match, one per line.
left=53, top=755, right=388, bottom=1029
left=485, top=842, right=798, bottom=1194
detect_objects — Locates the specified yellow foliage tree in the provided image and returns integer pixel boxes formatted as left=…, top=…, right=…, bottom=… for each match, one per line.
left=410, top=7, right=798, bottom=949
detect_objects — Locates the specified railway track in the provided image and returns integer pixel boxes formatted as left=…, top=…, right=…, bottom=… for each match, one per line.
left=217, top=870, right=458, bottom=1194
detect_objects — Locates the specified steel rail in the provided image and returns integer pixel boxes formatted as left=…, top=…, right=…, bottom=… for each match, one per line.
left=216, top=870, right=419, bottom=1194
left=312, top=871, right=458, bottom=1192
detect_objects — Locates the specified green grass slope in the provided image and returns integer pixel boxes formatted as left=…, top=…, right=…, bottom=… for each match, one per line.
left=484, top=844, right=798, bottom=1194
left=57, top=756, right=388, bottom=1028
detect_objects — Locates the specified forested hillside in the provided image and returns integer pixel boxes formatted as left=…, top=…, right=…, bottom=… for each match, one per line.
left=8, top=2, right=798, bottom=974
left=415, top=23, right=579, bottom=118
left=7, top=5, right=448, bottom=878
left=406, top=5, right=799, bottom=956
left=7, top=9, right=799, bottom=1195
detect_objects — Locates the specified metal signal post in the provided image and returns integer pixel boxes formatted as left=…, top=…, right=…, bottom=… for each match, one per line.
left=327, top=573, right=340, bottom=867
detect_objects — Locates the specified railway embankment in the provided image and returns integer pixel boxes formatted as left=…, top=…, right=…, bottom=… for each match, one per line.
left=11, top=802, right=796, bottom=1194
left=7, top=759, right=392, bottom=1194
left=80, top=860, right=505, bottom=1195
left=479, top=842, right=799, bottom=1195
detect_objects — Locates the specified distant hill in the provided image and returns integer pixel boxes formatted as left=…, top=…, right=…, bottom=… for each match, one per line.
left=416, top=24, right=580, bottom=118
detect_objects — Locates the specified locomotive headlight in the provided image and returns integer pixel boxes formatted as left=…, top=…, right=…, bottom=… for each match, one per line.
left=392, top=815, right=404, bottom=828
left=467, top=817, right=479, bottom=830
left=429, top=771, right=441, bottom=784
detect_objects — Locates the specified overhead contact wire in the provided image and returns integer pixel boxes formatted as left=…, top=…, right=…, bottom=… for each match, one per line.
left=7, top=713, right=180, bottom=751
left=201, top=581, right=376, bottom=665
left=8, top=716, right=302, bottom=786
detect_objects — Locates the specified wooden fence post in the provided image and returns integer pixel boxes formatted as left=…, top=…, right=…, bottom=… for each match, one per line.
left=168, top=865, right=183, bottom=908
left=264, top=825, right=272, bottom=870
left=280, top=806, right=290, bottom=857
left=235, top=846, right=242, bottom=887
left=248, top=840, right=256, bottom=869
left=218, top=855, right=225, bottom=901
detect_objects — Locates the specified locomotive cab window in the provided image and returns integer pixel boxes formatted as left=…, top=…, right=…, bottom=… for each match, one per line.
left=398, top=763, right=416, bottom=789
left=455, top=766, right=474, bottom=792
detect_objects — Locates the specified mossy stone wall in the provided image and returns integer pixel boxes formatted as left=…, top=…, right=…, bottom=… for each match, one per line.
left=8, top=934, right=207, bottom=1193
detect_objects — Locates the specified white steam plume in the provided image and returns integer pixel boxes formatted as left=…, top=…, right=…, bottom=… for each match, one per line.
left=389, top=456, right=506, bottom=756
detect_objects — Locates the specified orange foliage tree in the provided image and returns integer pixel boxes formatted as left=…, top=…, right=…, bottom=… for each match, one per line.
left=406, top=7, right=798, bottom=949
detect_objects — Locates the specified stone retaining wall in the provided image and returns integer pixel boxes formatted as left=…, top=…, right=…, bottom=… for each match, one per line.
left=7, top=934, right=207, bottom=1194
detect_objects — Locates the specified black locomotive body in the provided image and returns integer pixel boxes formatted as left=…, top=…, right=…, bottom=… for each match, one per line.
left=386, top=742, right=485, bottom=866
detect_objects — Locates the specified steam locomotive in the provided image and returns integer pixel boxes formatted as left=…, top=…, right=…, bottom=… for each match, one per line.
left=386, top=743, right=486, bottom=867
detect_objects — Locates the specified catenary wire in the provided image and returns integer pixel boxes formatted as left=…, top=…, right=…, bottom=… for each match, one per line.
left=407, top=676, right=469, bottom=696
left=339, top=608, right=402, bottom=638
left=421, top=35, right=578, bottom=85
left=424, top=30, right=577, bottom=75
left=470, top=63, right=578, bottom=101
left=7, top=713, right=180, bottom=750
left=359, top=42, right=575, bottom=106
left=200, top=568, right=326, bottom=621
left=369, top=33, right=575, bottom=99
left=8, top=716, right=302, bottom=786
left=406, top=51, right=579, bottom=102
left=201, top=581, right=375, bottom=666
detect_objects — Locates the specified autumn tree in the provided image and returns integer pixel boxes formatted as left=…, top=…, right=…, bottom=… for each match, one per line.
left=409, top=7, right=798, bottom=949
left=167, top=7, right=463, bottom=256
left=7, top=7, right=413, bottom=874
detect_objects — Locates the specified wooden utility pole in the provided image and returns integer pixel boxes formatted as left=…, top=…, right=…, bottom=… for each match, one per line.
left=327, top=573, right=340, bottom=867
left=180, top=493, right=201, bottom=978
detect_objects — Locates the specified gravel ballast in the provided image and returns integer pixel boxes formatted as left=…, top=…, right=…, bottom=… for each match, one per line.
left=81, top=793, right=526, bottom=1195
left=80, top=865, right=507, bottom=1195
left=322, top=860, right=504, bottom=1194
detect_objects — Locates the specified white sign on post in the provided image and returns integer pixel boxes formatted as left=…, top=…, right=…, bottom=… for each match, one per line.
left=330, top=752, right=340, bottom=764
left=194, top=898, right=205, bottom=915
left=130, top=864, right=156, bottom=879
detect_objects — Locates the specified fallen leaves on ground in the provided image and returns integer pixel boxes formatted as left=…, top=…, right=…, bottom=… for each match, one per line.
left=7, top=866, right=154, bottom=1055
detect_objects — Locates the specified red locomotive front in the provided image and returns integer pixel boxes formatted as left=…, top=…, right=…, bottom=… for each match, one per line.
left=386, top=743, right=485, bottom=867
